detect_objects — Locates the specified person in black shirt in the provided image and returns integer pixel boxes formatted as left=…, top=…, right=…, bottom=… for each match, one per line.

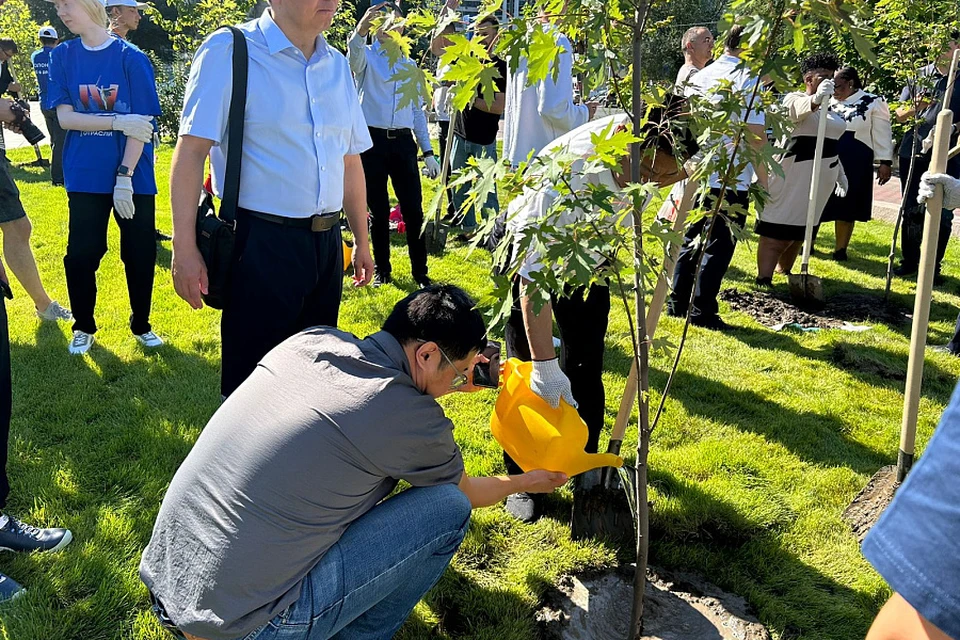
left=894, top=36, right=960, bottom=282
left=450, top=15, right=506, bottom=240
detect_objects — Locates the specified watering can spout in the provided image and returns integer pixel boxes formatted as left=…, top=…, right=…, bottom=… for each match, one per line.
left=490, top=359, right=624, bottom=477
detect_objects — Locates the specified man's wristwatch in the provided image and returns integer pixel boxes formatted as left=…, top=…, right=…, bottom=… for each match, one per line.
left=423, top=150, right=435, bottom=158
left=117, top=165, right=134, bottom=178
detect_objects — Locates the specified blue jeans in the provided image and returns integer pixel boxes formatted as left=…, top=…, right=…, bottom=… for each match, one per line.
left=249, top=484, right=471, bottom=640
left=450, top=134, right=499, bottom=230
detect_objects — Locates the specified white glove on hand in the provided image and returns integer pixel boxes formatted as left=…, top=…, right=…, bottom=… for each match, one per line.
left=530, top=358, right=578, bottom=409
left=918, top=172, right=960, bottom=210
left=834, top=172, right=848, bottom=197
left=813, top=79, right=835, bottom=105
left=921, top=129, right=936, bottom=154
left=112, top=114, right=154, bottom=143
left=113, top=176, right=135, bottom=219
left=422, top=155, right=441, bottom=179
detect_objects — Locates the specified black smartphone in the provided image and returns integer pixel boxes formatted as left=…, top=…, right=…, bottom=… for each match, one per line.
left=472, top=340, right=501, bottom=388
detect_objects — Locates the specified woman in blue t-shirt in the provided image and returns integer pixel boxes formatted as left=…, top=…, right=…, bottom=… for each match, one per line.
left=46, top=0, right=162, bottom=355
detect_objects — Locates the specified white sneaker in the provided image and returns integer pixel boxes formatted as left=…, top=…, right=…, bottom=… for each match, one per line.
left=37, top=301, right=72, bottom=322
left=134, top=331, right=163, bottom=348
left=68, top=331, right=93, bottom=355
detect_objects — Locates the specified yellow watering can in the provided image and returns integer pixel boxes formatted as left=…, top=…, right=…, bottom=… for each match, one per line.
left=343, top=240, right=353, bottom=274
left=490, top=358, right=624, bottom=477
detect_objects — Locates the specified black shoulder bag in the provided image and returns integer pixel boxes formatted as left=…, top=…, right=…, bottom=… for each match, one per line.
left=195, top=26, right=248, bottom=310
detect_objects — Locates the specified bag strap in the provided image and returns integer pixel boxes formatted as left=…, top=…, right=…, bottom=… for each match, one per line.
left=219, top=25, right=248, bottom=224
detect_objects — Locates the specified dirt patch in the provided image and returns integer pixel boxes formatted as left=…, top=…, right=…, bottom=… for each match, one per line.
left=843, top=465, right=899, bottom=542
left=720, top=289, right=911, bottom=330
left=537, top=565, right=770, bottom=640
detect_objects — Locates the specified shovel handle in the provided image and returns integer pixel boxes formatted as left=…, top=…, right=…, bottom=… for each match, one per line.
left=801, top=97, right=830, bottom=273
left=609, top=176, right=699, bottom=444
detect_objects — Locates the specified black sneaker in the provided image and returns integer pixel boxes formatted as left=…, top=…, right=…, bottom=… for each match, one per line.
left=894, top=263, right=918, bottom=277
left=0, top=573, right=24, bottom=603
left=414, top=275, right=432, bottom=288
left=373, top=272, right=392, bottom=288
left=0, top=515, right=72, bottom=553
left=832, top=248, right=848, bottom=261
left=755, top=276, right=773, bottom=288
left=505, top=492, right=538, bottom=523
left=691, top=314, right=733, bottom=331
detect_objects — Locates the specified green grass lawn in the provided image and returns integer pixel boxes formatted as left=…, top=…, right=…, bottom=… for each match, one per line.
left=0, top=142, right=958, bottom=640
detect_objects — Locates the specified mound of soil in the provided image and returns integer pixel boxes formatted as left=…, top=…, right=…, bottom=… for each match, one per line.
left=843, top=465, right=899, bottom=542
left=719, top=289, right=911, bottom=330
left=537, top=565, right=770, bottom=640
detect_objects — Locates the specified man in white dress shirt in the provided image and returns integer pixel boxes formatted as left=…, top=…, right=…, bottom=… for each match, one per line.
left=502, top=16, right=597, bottom=169
left=170, top=0, right=375, bottom=399
left=349, top=2, right=441, bottom=288
left=675, top=26, right=713, bottom=90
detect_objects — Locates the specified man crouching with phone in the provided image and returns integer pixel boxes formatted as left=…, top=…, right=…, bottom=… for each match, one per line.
left=139, top=284, right=566, bottom=640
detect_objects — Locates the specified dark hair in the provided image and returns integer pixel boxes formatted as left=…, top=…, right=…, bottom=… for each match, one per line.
left=39, top=37, right=58, bottom=46
left=724, top=25, right=744, bottom=51
left=800, top=52, right=840, bottom=77
left=382, top=284, right=487, bottom=362
left=836, top=65, right=861, bottom=89
left=477, top=15, right=499, bottom=29
left=0, top=39, right=18, bottom=55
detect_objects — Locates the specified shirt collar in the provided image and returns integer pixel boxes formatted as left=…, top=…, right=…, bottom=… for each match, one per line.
left=368, top=331, right=412, bottom=377
left=258, top=8, right=329, bottom=59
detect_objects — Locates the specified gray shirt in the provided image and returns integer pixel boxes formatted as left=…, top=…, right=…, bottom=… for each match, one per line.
left=139, top=329, right=465, bottom=640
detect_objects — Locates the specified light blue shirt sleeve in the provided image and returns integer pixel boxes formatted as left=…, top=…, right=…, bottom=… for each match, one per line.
left=862, top=383, right=960, bottom=639
left=347, top=31, right=368, bottom=80
left=412, top=72, right=432, bottom=154
left=179, top=29, right=233, bottom=145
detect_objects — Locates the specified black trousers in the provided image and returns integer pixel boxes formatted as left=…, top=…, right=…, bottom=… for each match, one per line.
left=361, top=128, right=428, bottom=280
left=220, top=213, right=343, bottom=398
left=437, top=119, right=455, bottom=218
left=899, top=155, right=954, bottom=271
left=0, top=298, right=10, bottom=509
left=64, top=192, right=156, bottom=335
left=503, top=278, right=610, bottom=475
left=41, top=108, right=64, bottom=185
left=669, top=188, right=748, bottom=319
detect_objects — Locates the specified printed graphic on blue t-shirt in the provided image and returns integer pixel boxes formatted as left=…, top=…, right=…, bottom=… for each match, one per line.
left=45, top=38, right=161, bottom=195
left=31, top=47, right=54, bottom=104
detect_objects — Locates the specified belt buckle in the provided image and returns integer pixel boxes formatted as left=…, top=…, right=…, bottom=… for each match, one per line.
left=311, top=215, right=334, bottom=233
left=386, top=129, right=397, bottom=140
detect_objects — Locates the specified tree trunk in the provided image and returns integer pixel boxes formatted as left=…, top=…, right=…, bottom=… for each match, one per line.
left=628, top=0, right=651, bottom=637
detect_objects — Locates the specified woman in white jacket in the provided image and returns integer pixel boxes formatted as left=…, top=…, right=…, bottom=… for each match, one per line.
left=755, top=53, right=848, bottom=285
left=821, top=66, right=894, bottom=261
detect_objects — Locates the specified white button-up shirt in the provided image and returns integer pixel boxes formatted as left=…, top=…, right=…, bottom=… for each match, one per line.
left=179, top=10, right=372, bottom=219
left=503, top=28, right=589, bottom=168
left=683, top=53, right=765, bottom=191
left=347, top=32, right=432, bottom=154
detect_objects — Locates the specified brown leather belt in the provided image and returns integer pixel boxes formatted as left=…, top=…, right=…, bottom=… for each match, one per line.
left=246, top=210, right=339, bottom=233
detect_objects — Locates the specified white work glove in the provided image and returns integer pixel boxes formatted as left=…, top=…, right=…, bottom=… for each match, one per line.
left=812, top=79, right=835, bottom=105
left=834, top=172, right=848, bottom=197
left=113, top=176, right=135, bottom=219
left=921, top=128, right=936, bottom=154
left=422, top=154, right=441, bottom=179
left=530, top=358, right=578, bottom=409
left=918, top=172, right=960, bottom=210
left=112, top=114, right=154, bottom=143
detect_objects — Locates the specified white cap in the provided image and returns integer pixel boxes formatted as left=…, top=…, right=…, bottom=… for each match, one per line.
left=105, top=0, right=150, bottom=7
left=38, top=26, right=58, bottom=39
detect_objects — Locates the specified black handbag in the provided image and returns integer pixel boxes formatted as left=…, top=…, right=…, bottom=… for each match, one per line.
left=195, top=26, right=248, bottom=310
